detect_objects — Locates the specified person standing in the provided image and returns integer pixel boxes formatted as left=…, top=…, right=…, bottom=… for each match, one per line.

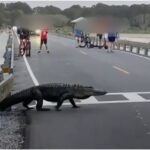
left=38, top=29, right=49, bottom=53
left=107, top=32, right=117, bottom=53
left=74, top=28, right=82, bottom=48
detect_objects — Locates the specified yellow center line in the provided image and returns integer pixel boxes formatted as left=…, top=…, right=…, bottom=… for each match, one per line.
left=113, top=66, right=130, bottom=75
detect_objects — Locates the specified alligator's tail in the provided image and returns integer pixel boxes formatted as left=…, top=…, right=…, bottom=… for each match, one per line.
left=0, top=88, right=31, bottom=111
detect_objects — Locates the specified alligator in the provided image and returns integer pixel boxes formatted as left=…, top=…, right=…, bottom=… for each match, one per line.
left=0, top=83, right=107, bottom=111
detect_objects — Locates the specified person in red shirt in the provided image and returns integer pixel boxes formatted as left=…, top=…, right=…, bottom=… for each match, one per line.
left=38, top=29, right=49, bottom=53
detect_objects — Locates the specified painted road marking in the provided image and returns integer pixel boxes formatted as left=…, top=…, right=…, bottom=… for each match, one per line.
left=113, top=66, right=130, bottom=75
left=16, top=33, right=39, bottom=86
left=80, top=50, right=87, bottom=55
left=23, top=56, right=39, bottom=86
left=123, top=93, right=146, bottom=101
left=119, top=50, right=150, bottom=61
left=29, top=98, right=150, bottom=107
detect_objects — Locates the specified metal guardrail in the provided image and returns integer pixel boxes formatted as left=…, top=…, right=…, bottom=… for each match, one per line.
left=116, top=40, right=150, bottom=57
left=1, top=32, right=14, bottom=73
left=0, top=30, right=14, bottom=102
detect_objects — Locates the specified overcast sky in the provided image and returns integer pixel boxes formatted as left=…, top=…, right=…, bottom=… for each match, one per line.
left=3, top=1, right=150, bottom=9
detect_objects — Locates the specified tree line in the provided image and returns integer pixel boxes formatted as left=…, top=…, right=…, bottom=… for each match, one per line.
left=1, top=2, right=150, bottom=31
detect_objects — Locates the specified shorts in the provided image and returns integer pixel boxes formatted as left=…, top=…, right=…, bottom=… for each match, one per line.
left=108, top=36, right=116, bottom=42
left=75, top=36, right=81, bottom=42
left=41, top=39, right=47, bottom=45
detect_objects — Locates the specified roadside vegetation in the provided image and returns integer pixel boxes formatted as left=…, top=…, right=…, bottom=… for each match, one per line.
left=1, top=2, right=150, bottom=33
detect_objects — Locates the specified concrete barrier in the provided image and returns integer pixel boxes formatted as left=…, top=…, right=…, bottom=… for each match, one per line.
left=116, top=40, right=150, bottom=57
left=0, top=30, right=14, bottom=102
left=1, top=32, right=14, bottom=74
left=0, top=74, right=13, bottom=102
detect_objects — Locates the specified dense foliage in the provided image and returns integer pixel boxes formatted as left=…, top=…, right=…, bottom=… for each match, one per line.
left=1, top=2, right=150, bottom=31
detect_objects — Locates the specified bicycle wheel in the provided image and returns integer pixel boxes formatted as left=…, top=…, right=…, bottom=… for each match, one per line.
left=86, top=42, right=91, bottom=48
left=79, top=41, right=86, bottom=48
left=26, top=41, right=31, bottom=57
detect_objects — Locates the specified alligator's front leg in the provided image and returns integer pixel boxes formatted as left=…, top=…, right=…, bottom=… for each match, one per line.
left=69, top=98, right=80, bottom=108
left=32, top=88, right=50, bottom=111
left=36, top=99, right=50, bottom=111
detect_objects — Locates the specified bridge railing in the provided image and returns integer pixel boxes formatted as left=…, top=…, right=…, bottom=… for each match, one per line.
left=116, top=40, right=150, bottom=57
left=0, top=31, right=14, bottom=102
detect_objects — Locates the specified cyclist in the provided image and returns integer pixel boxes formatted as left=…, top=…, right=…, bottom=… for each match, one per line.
left=38, top=28, right=49, bottom=53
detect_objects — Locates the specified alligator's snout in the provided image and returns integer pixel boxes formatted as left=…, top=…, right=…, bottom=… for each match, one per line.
left=93, top=89, right=107, bottom=96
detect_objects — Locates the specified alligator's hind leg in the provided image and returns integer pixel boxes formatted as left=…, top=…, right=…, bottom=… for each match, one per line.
left=22, top=99, right=34, bottom=110
left=55, top=93, right=71, bottom=111
left=69, top=98, right=80, bottom=108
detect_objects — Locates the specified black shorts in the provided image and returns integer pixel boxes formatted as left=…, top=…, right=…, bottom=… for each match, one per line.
left=108, top=36, right=116, bottom=42
left=41, top=39, right=47, bottom=45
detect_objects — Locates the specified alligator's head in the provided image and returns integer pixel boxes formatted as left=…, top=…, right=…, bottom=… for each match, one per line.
left=72, top=85, right=107, bottom=99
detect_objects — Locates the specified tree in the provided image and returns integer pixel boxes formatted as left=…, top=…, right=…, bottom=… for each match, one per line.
left=6, top=2, right=33, bottom=14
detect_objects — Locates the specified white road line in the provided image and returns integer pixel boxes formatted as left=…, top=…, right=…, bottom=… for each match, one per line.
left=113, top=65, right=130, bottom=75
left=119, top=50, right=150, bottom=61
left=33, top=98, right=150, bottom=107
left=15, top=32, right=39, bottom=86
left=80, top=50, right=87, bottom=55
left=23, top=55, right=39, bottom=86
left=107, top=91, right=150, bottom=95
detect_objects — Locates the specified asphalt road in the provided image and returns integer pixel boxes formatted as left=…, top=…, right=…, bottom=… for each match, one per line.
left=13, top=33, right=150, bottom=148
left=27, top=34, right=150, bottom=93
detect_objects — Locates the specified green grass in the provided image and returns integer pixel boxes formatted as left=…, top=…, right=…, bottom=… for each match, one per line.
left=123, top=27, right=150, bottom=34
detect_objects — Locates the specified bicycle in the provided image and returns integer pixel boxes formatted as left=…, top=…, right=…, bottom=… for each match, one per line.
left=79, top=35, right=91, bottom=48
left=19, top=38, right=31, bottom=57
